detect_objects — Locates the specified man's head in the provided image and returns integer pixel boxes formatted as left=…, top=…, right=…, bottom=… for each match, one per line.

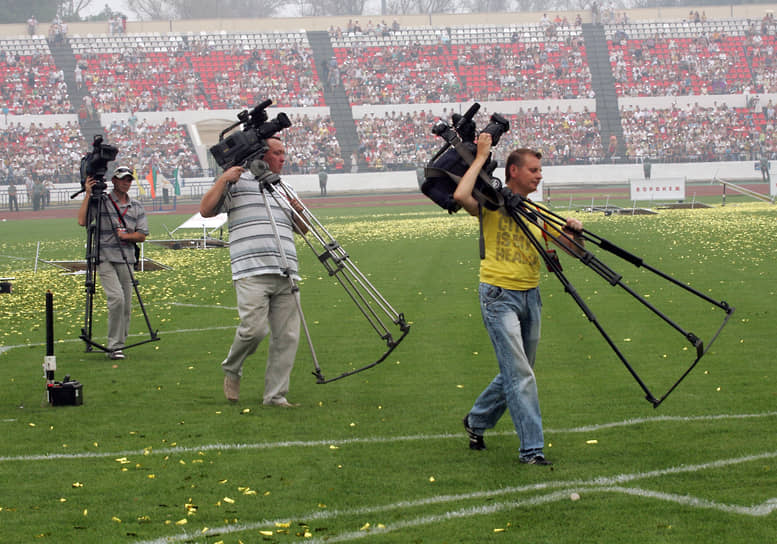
left=505, top=148, right=542, bottom=197
left=111, top=166, right=135, bottom=193
left=262, top=137, right=285, bottom=174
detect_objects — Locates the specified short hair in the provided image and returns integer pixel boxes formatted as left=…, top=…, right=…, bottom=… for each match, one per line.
left=505, top=148, right=542, bottom=182
left=261, top=136, right=283, bottom=158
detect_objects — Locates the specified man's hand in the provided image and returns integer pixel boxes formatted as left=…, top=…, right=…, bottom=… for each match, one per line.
left=222, top=166, right=245, bottom=184
left=287, top=197, right=309, bottom=234
left=563, top=218, right=583, bottom=234
left=83, top=176, right=96, bottom=196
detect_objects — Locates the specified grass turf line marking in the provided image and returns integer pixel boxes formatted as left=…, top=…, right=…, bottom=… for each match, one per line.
left=132, top=451, right=777, bottom=544
left=2, top=411, right=775, bottom=463
left=0, top=325, right=236, bottom=355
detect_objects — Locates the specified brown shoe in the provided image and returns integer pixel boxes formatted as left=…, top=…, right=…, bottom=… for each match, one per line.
left=223, top=375, right=240, bottom=402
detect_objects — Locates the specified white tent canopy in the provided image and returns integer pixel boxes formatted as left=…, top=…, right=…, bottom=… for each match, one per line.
left=172, top=212, right=228, bottom=232
left=150, top=213, right=229, bottom=249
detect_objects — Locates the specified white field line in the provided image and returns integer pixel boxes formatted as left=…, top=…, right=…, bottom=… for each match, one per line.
left=0, top=303, right=237, bottom=355
left=0, top=324, right=236, bottom=355
left=2, top=411, right=776, bottom=463
left=133, top=449, right=777, bottom=544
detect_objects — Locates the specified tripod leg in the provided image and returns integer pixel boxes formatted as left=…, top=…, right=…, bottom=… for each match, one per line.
left=258, top=181, right=325, bottom=382
left=81, top=192, right=159, bottom=354
left=291, top=285, right=324, bottom=383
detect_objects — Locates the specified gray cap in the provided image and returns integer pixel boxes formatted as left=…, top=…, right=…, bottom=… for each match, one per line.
left=112, top=166, right=135, bottom=180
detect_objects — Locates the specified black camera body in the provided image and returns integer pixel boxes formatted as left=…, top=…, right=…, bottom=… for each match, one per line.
left=210, top=99, right=292, bottom=169
left=80, top=135, right=118, bottom=193
left=422, top=104, right=509, bottom=213
left=481, top=113, right=510, bottom=146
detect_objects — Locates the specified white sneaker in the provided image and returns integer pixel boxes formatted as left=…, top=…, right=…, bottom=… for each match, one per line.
left=263, top=398, right=300, bottom=408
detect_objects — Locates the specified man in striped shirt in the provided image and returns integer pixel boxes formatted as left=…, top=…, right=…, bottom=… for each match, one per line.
left=200, top=138, right=307, bottom=408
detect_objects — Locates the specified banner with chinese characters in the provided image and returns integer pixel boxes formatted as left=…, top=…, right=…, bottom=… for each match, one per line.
left=629, top=178, right=685, bottom=202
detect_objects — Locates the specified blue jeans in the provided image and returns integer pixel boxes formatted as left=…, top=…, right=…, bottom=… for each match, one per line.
left=469, top=283, right=544, bottom=459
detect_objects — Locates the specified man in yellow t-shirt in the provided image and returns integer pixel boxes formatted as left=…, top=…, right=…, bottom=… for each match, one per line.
left=453, top=132, right=583, bottom=466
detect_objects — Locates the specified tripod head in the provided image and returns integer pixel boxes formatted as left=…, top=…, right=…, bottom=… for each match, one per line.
left=248, top=157, right=281, bottom=187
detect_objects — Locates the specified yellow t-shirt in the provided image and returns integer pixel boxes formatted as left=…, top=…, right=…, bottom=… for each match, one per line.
left=479, top=206, right=555, bottom=291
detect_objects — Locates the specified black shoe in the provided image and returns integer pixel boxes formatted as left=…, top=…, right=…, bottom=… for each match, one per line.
left=520, top=454, right=552, bottom=466
left=463, top=414, right=486, bottom=450
left=107, top=350, right=125, bottom=360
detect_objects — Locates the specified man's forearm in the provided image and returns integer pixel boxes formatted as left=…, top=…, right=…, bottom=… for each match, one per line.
left=200, top=179, right=229, bottom=217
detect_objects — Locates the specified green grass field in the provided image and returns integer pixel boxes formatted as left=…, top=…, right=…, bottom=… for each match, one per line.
left=1, top=199, right=775, bottom=543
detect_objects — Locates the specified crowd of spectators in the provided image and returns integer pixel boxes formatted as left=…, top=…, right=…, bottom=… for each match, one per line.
left=620, top=102, right=775, bottom=161
left=1, top=51, right=72, bottom=114
left=75, top=50, right=209, bottom=113
left=747, top=34, right=777, bottom=94
left=279, top=113, right=343, bottom=173
left=0, top=121, right=84, bottom=197
left=355, top=107, right=604, bottom=170
left=190, top=43, right=324, bottom=108
left=494, top=108, right=604, bottom=165
left=610, top=34, right=751, bottom=97
left=609, top=13, right=777, bottom=97
left=337, top=43, right=462, bottom=104
left=72, top=38, right=325, bottom=112
left=329, top=18, right=403, bottom=39
left=334, top=35, right=593, bottom=104
left=355, top=110, right=443, bottom=170
left=103, top=116, right=200, bottom=178
left=455, top=40, right=593, bottom=101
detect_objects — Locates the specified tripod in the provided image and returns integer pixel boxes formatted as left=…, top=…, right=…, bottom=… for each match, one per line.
left=247, top=160, right=410, bottom=383
left=80, top=181, right=159, bottom=353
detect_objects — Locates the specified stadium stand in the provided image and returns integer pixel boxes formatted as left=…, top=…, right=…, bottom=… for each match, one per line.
left=2, top=12, right=777, bottom=192
left=103, top=116, right=200, bottom=178
left=1, top=35, right=72, bottom=114
left=69, top=30, right=324, bottom=113
left=331, top=24, right=593, bottom=104
left=620, top=103, right=773, bottom=161
left=0, top=121, right=83, bottom=183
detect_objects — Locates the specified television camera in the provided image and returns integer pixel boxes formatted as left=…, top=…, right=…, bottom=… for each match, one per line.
left=79, top=135, right=118, bottom=193
left=209, top=99, right=292, bottom=170
left=422, top=103, right=509, bottom=213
